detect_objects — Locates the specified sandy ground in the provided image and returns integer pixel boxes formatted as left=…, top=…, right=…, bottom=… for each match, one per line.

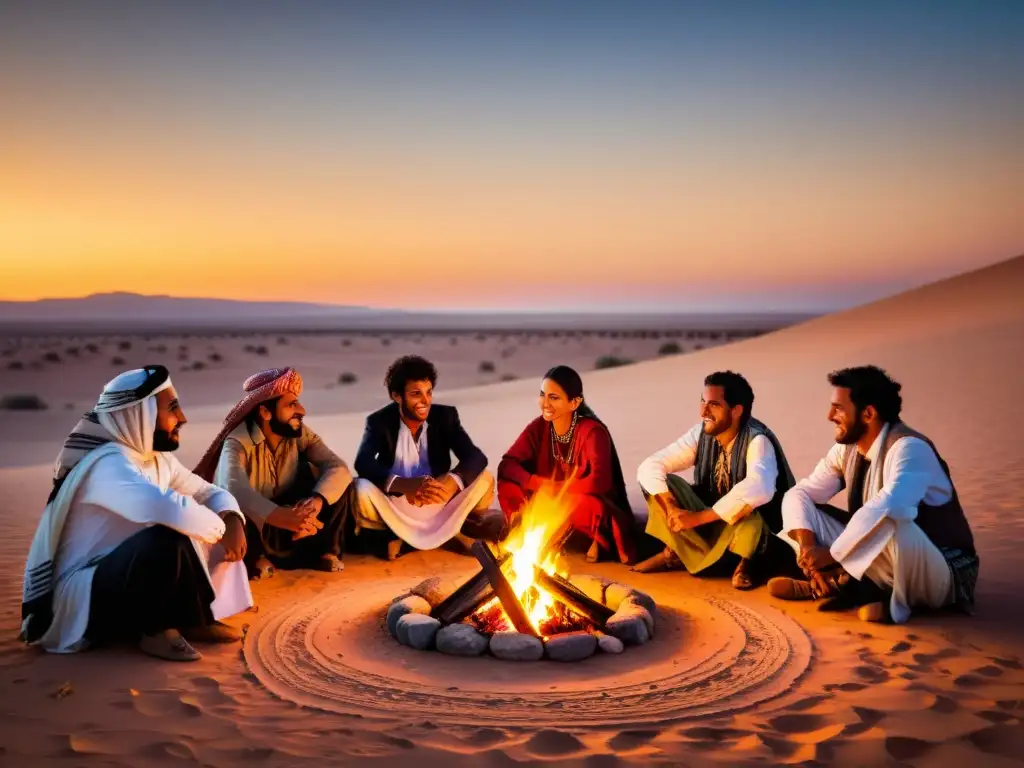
left=0, top=256, right=1022, bottom=766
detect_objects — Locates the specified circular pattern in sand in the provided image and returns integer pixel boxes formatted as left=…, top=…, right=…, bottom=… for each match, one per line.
left=244, top=576, right=812, bottom=727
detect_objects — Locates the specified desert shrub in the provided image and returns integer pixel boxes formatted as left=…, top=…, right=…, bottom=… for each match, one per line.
left=153, top=344, right=167, bottom=353
left=500, top=373, right=518, bottom=382
left=693, top=343, right=704, bottom=351
left=208, top=352, right=223, bottom=362
left=277, top=336, right=288, bottom=345
left=7, top=361, right=24, bottom=370
left=500, top=346, right=516, bottom=359
left=658, top=342, right=683, bottom=356
left=594, top=355, right=633, bottom=370
left=42, top=352, right=61, bottom=363
left=118, top=341, right=132, bottom=351
left=85, top=343, right=100, bottom=353
left=475, top=333, right=486, bottom=342
left=450, top=337, right=458, bottom=346
left=381, top=338, right=391, bottom=346
left=338, top=372, right=357, bottom=385
left=0, top=394, right=48, bottom=411
left=245, top=344, right=268, bottom=356
left=111, top=356, right=125, bottom=365
left=342, top=338, right=352, bottom=347
left=191, top=361, right=206, bottom=371
left=65, top=346, right=80, bottom=356
left=478, top=360, right=496, bottom=373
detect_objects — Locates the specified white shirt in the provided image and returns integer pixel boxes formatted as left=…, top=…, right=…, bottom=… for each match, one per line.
left=782, top=425, right=952, bottom=573
left=48, top=449, right=244, bottom=652
left=385, top=421, right=463, bottom=493
left=636, top=423, right=779, bottom=525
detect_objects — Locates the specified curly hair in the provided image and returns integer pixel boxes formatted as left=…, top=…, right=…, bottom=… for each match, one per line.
left=827, top=365, right=903, bottom=423
left=704, top=370, right=754, bottom=423
left=385, top=355, right=437, bottom=396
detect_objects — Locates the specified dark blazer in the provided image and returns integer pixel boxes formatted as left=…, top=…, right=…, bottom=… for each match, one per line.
left=354, top=402, right=487, bottom=492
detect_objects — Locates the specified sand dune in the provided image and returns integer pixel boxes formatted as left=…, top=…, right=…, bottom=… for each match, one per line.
left=0, top=255, right=1022, bottom=766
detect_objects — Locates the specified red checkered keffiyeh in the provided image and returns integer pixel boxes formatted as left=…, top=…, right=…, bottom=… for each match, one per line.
left=193, top=367, right=303, bottom=481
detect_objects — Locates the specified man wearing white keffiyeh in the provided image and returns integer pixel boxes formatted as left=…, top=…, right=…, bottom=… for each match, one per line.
left=21, top=366, right=252, bottom=661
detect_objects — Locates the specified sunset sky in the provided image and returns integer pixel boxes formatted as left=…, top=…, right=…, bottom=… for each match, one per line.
left=1, top=1, right=1022, bottom=311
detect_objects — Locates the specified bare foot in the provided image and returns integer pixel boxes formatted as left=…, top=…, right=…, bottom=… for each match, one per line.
left=387, top=539, right=403, bottom=561
left=139, top=629, right=202, bottom=661
left=317, top=554, right=345, bottom=573
left=250, top=556, right=275, bottom=581
left=731, top=557, right=756, bottom=590
left=630, top=547, right=681, bottom=573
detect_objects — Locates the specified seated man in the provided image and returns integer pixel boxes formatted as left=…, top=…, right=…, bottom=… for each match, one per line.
left=634, top=371, right=795, bottom=589
left=769, top=366, right=978, bottom=623
left=21, top=366, right=252, bottom=662
left=194, top=367, right=354, bottom=577
left=353, top=355, right=502, bottom=560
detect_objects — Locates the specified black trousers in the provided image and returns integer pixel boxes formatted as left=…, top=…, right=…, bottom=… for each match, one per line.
left=85, top=526, right=214, bottom=644
left=244, top=463, right=354, bottom=571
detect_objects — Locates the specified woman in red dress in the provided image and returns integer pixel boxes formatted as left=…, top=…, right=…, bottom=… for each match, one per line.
left=497, top=366, right=637, bottom=564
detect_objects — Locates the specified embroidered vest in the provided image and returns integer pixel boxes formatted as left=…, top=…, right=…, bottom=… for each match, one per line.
left=693, top=418, right=795, bottom=532
left=842, top=422, right=975, bottom=553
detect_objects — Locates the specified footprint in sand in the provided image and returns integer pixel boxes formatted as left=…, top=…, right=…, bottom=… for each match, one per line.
left=888, top=641, right=912, bottom=654
left=785, top=695, right=832, bottom=712
left=977, top=710, right=1017, bottom=723
left=885, top=736, right=935, bottom=761
left=992, top=657, right=1023, bottom=670
left=462, top=728, right=507, bottom=747
left=929, top=695, right=959, bottom=714
left=953, top=673, right=986, bottom=688
left=973, top=665, right=1005, bottom=678
left=525, top=729, right=585, bottom=757
left=851, top=706, right=886, bottom=726
left=767, top=713, right=827, bottom=734
left=824, top=682, right=867, bottom=693
left=679, top=726, right=749, bottom=743
left=967, top=723, right=1024, bottom=759
left=853, top=665, right=890, bottom=683
left=607, top=730, right=660, bottom=751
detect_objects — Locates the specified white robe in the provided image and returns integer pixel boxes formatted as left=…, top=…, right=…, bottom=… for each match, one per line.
left=44, top=446, right=252, bottom=652
left=779, top=425, right=955, bottom=623
left=353, top=420, right=491, bottom=549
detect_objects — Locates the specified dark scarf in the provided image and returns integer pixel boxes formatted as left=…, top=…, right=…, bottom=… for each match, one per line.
left=693, top=417, right=795, bottom=532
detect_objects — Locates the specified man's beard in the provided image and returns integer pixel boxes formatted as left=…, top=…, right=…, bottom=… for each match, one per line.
left=269, top=415, right=303, bottom=438
left=152, top=428, right=180, bottom=452
left=835, top=415, right=867, bottom=445
left=703, top=415, right=732, bottom=437
left=400, top=399, right=428, bottom=422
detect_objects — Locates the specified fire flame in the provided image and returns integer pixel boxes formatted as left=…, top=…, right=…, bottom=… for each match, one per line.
left=480, top=485, right=574, bottom=634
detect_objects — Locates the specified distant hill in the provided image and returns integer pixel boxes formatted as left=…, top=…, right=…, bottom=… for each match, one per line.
left=0, top=292, right=814, bottom=334
left=0, top=293, right=388, bottom=322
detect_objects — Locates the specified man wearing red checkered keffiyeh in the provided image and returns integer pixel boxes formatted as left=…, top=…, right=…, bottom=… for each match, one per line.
left=195, top=367, right=355, bottom=577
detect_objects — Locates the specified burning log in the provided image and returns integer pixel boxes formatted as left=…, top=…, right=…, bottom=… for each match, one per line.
left=431, top=553, right=510, bottom=625
left=472, top=541, right=539, bottom=637
left=533, top=568, right=615, bottom=627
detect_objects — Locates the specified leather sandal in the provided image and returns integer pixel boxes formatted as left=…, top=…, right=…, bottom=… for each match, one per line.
left=767, top=576, right=815, bottom=601
left=139, top=630, right=202, bottom=661
left=731, top=558, right=756, bottom=590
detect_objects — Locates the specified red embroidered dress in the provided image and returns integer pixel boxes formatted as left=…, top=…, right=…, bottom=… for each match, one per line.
left=497, top=415, right=637, bottom=562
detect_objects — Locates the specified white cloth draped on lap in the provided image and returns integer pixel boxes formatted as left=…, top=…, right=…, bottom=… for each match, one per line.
left=355, top=474, right=490, bottom=550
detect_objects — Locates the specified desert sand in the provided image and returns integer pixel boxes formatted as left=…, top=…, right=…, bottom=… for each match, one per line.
left=0, top=256, right=1022, bottom=766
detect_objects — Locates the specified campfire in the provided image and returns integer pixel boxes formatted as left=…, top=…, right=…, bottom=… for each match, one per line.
left=387, top=487, right=656, bottom=662
left=432, top=488, right=616, bottom=637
